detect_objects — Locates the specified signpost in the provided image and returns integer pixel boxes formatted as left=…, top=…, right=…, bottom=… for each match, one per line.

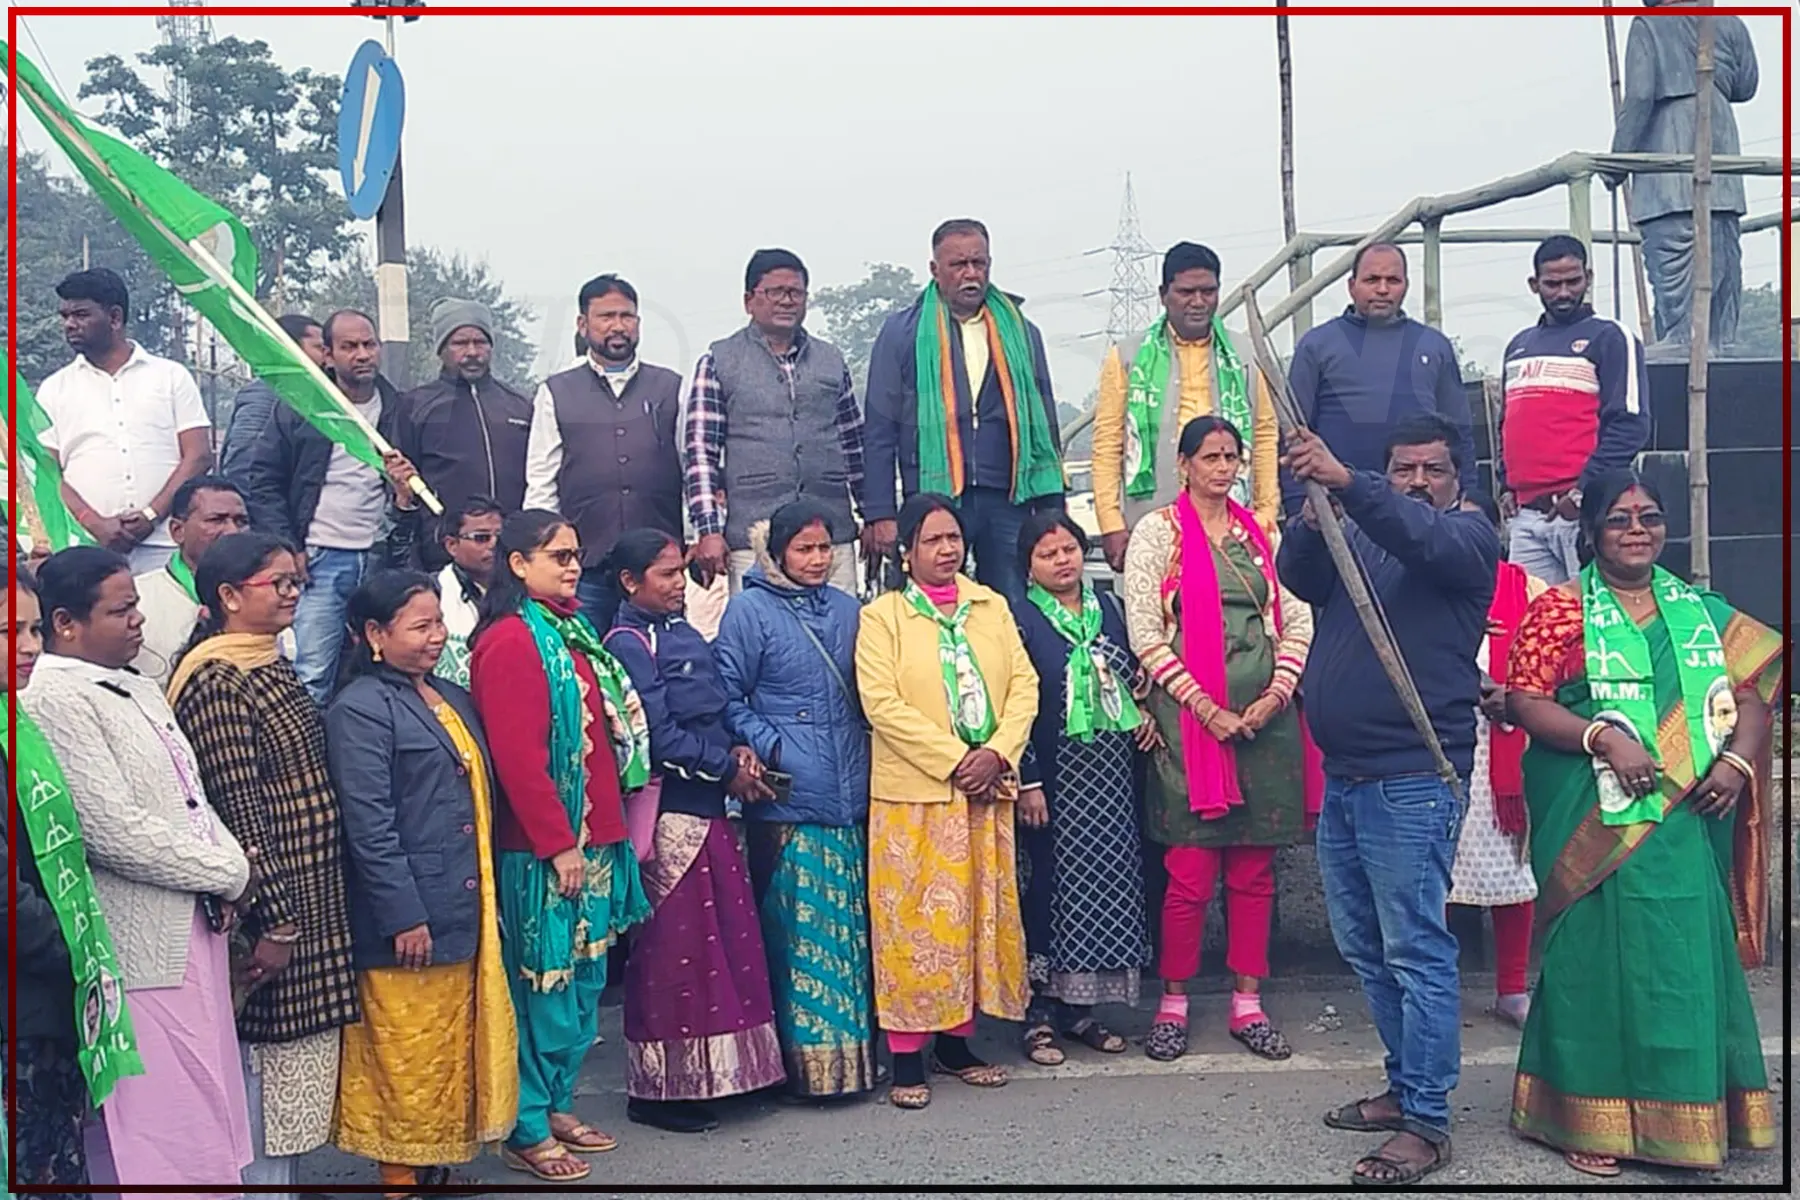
left=337, top=34, right=409, bottom=384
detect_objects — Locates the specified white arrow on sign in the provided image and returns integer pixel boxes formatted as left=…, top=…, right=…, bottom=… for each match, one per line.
left=351, top=60, right=384, bottom=193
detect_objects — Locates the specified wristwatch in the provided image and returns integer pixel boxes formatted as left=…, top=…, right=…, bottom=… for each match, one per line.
left=139, top=505, right=158, bottom=524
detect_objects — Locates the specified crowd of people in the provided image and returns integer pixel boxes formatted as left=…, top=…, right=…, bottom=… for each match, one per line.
left=3, top=220, right=1780, bottom=1193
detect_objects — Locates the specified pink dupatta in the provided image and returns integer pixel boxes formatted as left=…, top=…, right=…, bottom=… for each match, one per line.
left=1170, top=493, right=1325, bottom=824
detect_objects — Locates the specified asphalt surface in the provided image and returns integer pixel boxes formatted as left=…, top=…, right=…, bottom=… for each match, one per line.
left=297, top=967, right=1790, bottom=1193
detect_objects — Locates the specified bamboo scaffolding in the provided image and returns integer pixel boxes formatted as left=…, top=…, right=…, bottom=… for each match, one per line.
left=1687, top=9, right=1716, bottom=587
left=1237, top=286, right=1463, bottom=803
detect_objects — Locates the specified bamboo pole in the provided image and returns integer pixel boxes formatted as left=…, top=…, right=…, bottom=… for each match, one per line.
left=1276, top=5, right=1298, bottom=291
left=1687, top=8, right=1715, bottom=587
left=1604, top=0, right=1657, bottom=338
left=1237, top=286, right=1463, bottom=802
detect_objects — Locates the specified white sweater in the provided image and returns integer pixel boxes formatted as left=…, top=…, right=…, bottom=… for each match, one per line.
left=22, top=654, right=251, bottom=990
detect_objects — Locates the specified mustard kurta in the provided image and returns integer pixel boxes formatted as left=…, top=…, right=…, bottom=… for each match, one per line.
left=334, top=704, right=518, bottom=1165
left=856, top=578, right=1038, bottom=1031
left=1091, top=332, right=1281, bottom=537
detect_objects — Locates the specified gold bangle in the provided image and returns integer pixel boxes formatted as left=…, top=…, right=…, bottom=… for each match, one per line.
left=260, top=929, right=301, bottom=945
left=1580, top=721, right=1608, bottom=757
left=1717, top=750, right=1755, bottom=781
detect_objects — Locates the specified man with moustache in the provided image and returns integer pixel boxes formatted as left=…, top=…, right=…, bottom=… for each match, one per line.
left=1283, top=244, right=1478, bottom=517
left=524, top=274, right=684, bottom=629
left=1277, top=412, right=1498, bottom=1188
left=1496, top=236, right=1650, bottom=584
left=239, top=309, right=422, bottom=702
left=684, top=248, right=864, bottom=593
left=862, top=219, right=1065, bottom=603
left=130, top=474, right=252, bottom=687
left=1090, top=241, right=1282, bottom=571
left=396, top=297, right=533, bottom=525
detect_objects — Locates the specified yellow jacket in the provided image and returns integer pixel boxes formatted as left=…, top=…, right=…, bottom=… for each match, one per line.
left=1091, top=332, right=1280, bottom=536
left=855, top=577, right=1039, bottom=803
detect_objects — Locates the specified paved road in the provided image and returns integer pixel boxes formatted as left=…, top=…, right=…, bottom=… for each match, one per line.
left=301, top=969, right=1789, bottom=1193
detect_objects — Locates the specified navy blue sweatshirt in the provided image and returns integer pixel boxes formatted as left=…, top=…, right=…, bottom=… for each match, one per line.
left=861, top=291, right=1063, bottom=521
left=1283, top=309, right=1479, bottom=515
left=604, top=602, right=739, bottom=819
left=1276, top=472, right=1498, bottom=780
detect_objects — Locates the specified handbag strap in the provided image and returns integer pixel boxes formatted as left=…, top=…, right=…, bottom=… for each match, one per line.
left=780, top=599, right=870, bottom=731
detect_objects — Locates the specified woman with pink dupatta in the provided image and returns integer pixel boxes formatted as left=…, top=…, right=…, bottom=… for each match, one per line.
left=1122, top=415, right=1320, bottom=1063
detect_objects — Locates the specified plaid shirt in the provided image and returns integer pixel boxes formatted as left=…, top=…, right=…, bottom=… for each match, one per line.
left=682, top=333, right=865, bottom=538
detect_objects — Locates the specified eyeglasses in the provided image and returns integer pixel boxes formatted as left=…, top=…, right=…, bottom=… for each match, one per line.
left=532, top=548, right=581, bottom=567
left=755, top=287, right=807, bottom=303
left=455, top=531, right=499, bottom=545
left=243, top=574, right=305, bottom=597
left=1602, top=511, right=1667, bottom=532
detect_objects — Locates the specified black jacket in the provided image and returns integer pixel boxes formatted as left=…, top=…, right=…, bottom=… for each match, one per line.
left=233, top=373, right=417, bottom=565
left=395, top=371, right=533, bottom=521
left=218, top=378, right=282, bottom=481
left=2, top=753, right=78, bottom=1046
left=325, top=669, right=494, bottom=970
left=1277, top=472, right=1499, bottom=780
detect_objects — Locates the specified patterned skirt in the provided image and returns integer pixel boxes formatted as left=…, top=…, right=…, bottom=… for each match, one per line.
left=869, top=794, right=1028, bottom=1032
left=623, top=814, right=786, bottom=1101
left=746, top=822, right=876, bottom=1097
left=1019, top=731, right=1151, bottom=1009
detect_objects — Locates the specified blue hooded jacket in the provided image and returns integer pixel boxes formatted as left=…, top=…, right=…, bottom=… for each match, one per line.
left=713, top=533, right=870, bottom=827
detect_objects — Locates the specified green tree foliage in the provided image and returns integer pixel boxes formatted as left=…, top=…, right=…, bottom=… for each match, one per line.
left=3, top=149, right=176, bottom=384
left=1733, top=282, right=1785, bottom=359
left=810, top=262, right=921, bottom=393
left=307, top=248, right=539, bottom=391
left=79, top=36, right=353, bottom=302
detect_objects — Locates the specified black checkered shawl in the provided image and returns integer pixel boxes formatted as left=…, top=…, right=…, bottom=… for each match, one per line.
left=172, top=657, right=361, bottom=1043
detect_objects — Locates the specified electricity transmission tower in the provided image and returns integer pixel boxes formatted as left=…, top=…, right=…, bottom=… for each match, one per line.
left=1083, top=173, right=1159, bottom=342
left=156, top=0, right=212, bottom=132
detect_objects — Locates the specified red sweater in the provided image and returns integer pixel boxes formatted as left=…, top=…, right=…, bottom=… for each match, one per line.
left=470, top=607, right=628, bottom=857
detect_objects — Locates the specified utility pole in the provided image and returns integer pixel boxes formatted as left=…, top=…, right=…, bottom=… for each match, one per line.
left=1084, top=173, right=1158, bottom=343
left=1686, top=5, right=1715, bottom=587
left=374, top=15, right=409, bottom=385
left=353, top=0, right=423, bottom=384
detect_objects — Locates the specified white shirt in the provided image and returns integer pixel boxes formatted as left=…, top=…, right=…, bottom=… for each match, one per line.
left=435, top=563, right=483, bottom=689
left=37, top=344, right=210, bottom=548
left=523, top=355, right=643, bottom=514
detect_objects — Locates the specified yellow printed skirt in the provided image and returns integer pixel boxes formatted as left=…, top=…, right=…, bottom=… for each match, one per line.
left=334, top=702, right=519, bottom=1165
left=868, top=795, right=1028, bottom=1032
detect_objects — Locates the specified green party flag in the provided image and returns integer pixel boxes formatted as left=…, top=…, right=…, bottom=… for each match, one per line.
left=6, top=46, right=439, bottom=513
left=6, top=356, right=94, bottom=552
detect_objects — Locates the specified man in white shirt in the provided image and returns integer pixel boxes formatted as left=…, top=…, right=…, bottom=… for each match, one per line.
left=131, top=474, right=250, bottom=686
left=433, top=494, right=503, bottom=689
left=36, top=268, right=214, bottom=574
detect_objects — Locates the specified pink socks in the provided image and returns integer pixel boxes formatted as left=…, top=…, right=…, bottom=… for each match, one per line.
left=1228, top=989, right=1266, bottom=1033
left=1155, top=992, right=1190, bottom=1024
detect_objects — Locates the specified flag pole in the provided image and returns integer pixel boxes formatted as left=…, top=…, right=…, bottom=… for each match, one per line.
left=11, top=64, right=441, bottom=515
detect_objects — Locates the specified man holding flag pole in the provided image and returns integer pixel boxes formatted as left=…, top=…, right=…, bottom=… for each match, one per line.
left=4, top=42, right=442, bottom=561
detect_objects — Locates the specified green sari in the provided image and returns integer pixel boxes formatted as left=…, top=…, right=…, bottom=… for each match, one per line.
left=1510, top=589, right=1781, bottom=1169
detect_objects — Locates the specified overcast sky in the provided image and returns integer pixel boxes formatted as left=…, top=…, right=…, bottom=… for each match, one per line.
left=14, top=0, right=1793, bottom=393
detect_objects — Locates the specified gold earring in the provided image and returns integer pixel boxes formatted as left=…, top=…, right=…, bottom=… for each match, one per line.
left=371, top=644, right=384, bottom=663
left=224, top=601, right=241, bottom=613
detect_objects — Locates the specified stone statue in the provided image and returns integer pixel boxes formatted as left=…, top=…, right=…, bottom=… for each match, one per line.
left=1608, top=0, right=1759, bottom=356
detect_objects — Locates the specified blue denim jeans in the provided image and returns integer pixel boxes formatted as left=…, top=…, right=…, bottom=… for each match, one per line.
left=291, top=547, right=370, bottom=706
left=1316, top=771, right=1468, bottom=1137
left=958, top=486, right=1057, bottom=607
left=1506, top=506, right=1581, bottom=585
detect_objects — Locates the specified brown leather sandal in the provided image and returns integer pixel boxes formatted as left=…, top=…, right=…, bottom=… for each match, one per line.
left=500, top=1140, right=592, bottom=1183
left=888, top=1082, right=932, bottom=1110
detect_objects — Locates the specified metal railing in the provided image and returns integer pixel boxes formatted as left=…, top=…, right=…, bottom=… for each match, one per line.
left=1064, top=150, right=1791, bottom=443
